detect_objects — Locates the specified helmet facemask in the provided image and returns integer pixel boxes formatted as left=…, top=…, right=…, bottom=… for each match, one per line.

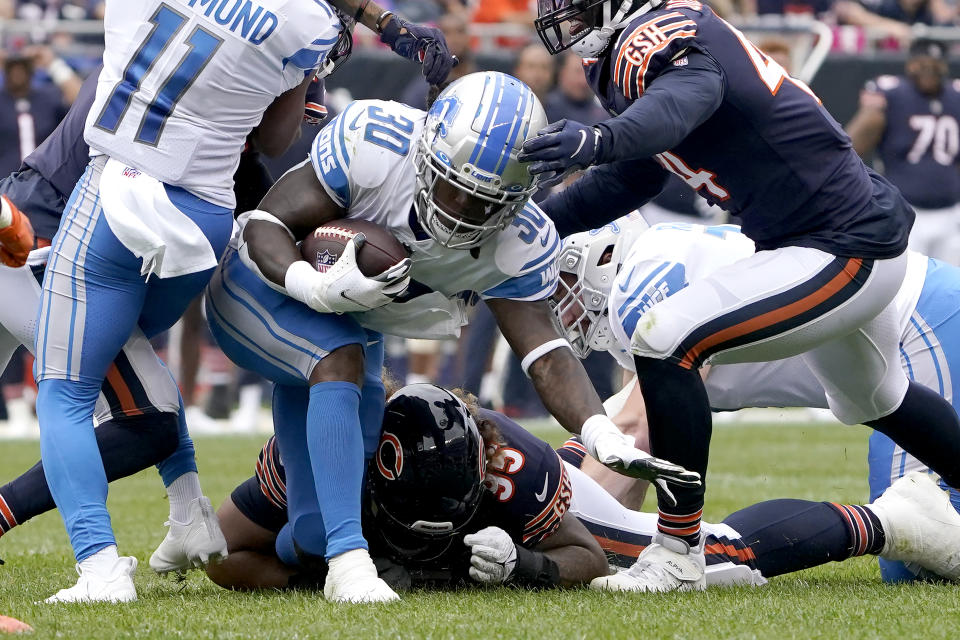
left=535, top=0, right=662, bottom=57
left=413, top=137, right=530, bottom=249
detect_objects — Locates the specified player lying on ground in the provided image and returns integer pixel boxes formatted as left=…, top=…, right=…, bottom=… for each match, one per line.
left=216, top=72, right=696, bottom=603
left=521, top=0, right=960, bottom=593
left=551, top=214, right=960, bottom=585
left=198, top=384, right=960, bottom=591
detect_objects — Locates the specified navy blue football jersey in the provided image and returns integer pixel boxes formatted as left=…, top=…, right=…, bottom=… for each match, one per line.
left=250, top=410, right=571, bottom=549
left=864, top=75, right=960, bottom=210
left=582, top=0, right=913, bottom=258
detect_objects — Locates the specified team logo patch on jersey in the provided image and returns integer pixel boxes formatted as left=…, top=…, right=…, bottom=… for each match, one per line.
left=377, top=432, right=404, bottom=480
left=314, top=250, right=337, bottom=274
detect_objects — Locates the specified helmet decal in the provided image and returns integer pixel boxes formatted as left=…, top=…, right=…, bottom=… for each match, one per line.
left=376, top=431, right=404, bottom=481
left=428, top=95, right=461, bottom=139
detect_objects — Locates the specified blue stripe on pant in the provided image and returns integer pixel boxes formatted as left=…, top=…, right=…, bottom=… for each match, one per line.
left=34, top=159, right=233, bottom=561
left=206, top=252, right=386, bottom=562
left=869, top=257, right=960, bottom=582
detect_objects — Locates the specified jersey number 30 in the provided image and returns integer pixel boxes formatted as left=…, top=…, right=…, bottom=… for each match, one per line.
left=94, top=4, right=223, bottom=146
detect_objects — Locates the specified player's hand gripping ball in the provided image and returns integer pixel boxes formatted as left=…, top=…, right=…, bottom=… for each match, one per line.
left=296, top=219, right=411, bottom=313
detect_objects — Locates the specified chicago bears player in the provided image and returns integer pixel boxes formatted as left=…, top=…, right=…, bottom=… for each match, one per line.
left=522, top=0, right=960, bottom=591
left=552, top=214, right=960, bottom=584
left=210, top=72, right=697, bottom=602
left=847, top=39, right=960, bottom=263
left=204, top=384, right=960, bottom=591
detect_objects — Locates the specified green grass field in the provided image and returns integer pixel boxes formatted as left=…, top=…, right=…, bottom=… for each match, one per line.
left=2, top=422, right=958, bottom=639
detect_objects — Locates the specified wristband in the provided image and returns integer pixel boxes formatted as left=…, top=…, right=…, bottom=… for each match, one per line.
left=48, top=58, right=75, bottom=86
left=520, top=338, right=572, bottom=377
left=580, top=414, right=621, bottom=459
left=512, top=545, right=561, bottom=589
left=284, top=260, right=319, bottom=307
left=375, top=10, right=394, bottom=34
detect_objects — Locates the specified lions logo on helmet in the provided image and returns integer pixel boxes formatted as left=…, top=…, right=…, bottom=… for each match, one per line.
left=413, top=72, right=548, bottom=249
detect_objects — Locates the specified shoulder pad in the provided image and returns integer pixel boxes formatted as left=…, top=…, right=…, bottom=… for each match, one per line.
left=612, top=8, right=700, bottom=100
left=310, top=100, right=422, bottom=208
left=482, top=204, right=560, bottom=302
left=874, top=75, right=901, bottom=91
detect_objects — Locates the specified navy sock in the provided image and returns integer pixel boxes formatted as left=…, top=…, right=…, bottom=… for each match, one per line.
left=635, top=355, right=711, bottom=546
left=0, top=412, right=178, bottom=535
left=867, top=381, right=960, bottom=488
left=723, top=499, right=885, bottom=577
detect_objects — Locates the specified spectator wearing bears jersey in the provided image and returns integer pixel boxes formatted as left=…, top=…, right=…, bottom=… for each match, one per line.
left=848, top=39, right=960, bottom=264
left=523, top=0, right=960, bottom=593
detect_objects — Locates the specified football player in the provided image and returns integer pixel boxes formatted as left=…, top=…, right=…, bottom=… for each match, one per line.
left=212, top=71, right=697, bottom=602
left=551, top=214, right=960, bottom=584
left=30, top=0, right=455, bottom=604
left=520, top=0, right=960, bottom=591
left=847, top=39, right=960, bottom=263
left=205, top=384, right=960, bottom=591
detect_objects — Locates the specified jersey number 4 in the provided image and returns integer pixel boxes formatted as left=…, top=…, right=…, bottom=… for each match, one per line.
left=721, top=18, right=819, bottom=101
left=94, top=4, right=223, bottom=146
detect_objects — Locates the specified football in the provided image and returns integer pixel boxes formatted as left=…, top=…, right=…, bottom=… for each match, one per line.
left=299, top=219, right=409, bottom=278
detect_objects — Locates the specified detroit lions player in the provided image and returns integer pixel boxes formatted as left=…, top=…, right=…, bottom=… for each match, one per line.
left=33, top=0, right=353, bottom=604
left=521, top=0, right=960, bottom=591
left=204, top=384, right=960, bottom=591
left=552, top=214, right=960, bottom=584
left=210, top=71, right=697, bottom=603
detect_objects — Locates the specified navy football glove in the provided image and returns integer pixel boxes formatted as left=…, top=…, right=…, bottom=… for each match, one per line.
left=380, top=16, right=457, bottom=85
left=519, top=119, right=603, bottom=187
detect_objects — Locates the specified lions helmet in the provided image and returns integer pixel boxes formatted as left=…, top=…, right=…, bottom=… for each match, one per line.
left=414, top=72, right=547, bottom=249
left=367, top=384, right=486, bottom=564
left=535, top=0, right=665, bottom=57
left=550, top=213, right=649, bottom=358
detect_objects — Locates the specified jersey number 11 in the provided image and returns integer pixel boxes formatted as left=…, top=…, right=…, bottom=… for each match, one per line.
left=94, top=4, right=224, bottom=146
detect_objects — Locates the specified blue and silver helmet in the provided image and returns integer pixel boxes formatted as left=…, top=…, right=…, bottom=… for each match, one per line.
left=413, top=72, right=548, bottom=249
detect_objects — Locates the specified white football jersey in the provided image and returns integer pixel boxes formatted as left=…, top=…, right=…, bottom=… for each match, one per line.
left=601, top=220, right=929, bottom=410
left=309, top=99, right=560, bottom=339
left=86, top=0, right=341, bottom=209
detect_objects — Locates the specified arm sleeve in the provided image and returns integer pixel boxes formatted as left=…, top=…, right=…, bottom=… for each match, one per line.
left=596, top=50, right=725, bottom=164
left=538, top=158, right=670, bottom=238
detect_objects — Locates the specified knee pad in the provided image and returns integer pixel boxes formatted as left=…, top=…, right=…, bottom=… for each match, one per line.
left=823, top=371, right=909, bottom=425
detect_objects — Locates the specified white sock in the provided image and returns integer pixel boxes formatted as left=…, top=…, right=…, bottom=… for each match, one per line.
left=167, top=472, right=203, bottom=524
left=79, top=545, right=120, bottom=576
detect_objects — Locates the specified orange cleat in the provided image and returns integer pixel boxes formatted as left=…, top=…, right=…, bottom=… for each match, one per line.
left=0, top=195, right=34, bottom=268
left=0, top=615, right=32, bottom=634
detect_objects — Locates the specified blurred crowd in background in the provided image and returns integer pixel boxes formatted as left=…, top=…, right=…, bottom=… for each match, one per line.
left=0, top=0, right=958, bottom=430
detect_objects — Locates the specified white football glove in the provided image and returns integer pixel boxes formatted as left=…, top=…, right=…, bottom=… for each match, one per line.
left=285, top=234, right=411, bottom=314
left=580, top=415, right=701, bottom=505
left=463, top=526, right=518, bottom=584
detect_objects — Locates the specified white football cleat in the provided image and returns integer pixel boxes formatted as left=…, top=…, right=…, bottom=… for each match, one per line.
left=869, top=471, right=960, bottom=581
left=324, top=549, right=400, bottom=604
left=591, top=533, right=706, bottom=593
left=44, top=556, right=137, bottom=604
left=150, top=497, right=228, bottom=574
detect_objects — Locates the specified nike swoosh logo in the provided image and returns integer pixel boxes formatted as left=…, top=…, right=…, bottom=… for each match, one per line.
left=540, top=233, right=550, bottom=247
left=570, top=130, right=587, bottom=158
left=534, top=473, right=550, bottom=502
left=617, top=266, right=636, bottom=293
left=348, top=111, right=363, bottom=131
